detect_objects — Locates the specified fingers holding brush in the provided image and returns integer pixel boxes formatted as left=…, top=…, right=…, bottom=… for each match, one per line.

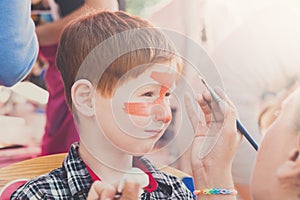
left=213, top=87, right=236, bottom=110
left=196, top=92, right=213, bottom=126
left=184, top=93, right=202, bottom=132
left=184, top=92, right=211, bottom=137
left=212, top=86, right=258, bottom=151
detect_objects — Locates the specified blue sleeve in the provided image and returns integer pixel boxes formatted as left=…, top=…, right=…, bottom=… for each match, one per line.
left=0, top=0, right=39, bottom=87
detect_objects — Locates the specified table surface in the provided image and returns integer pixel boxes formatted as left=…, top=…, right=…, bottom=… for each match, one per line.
left=0, top=145, right=41, bottom=168
left=0, top=111, right=45, bottom=168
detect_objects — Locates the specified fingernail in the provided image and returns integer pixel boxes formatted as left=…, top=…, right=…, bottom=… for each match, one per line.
left=214, top=87, right=225, bottom=97
left=195, top=93, right=202, bottom=101
left=218, top=100, right=226, bottom=114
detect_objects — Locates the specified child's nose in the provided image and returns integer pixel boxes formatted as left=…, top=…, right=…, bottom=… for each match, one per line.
left=150, top=104, right=172, bottom=123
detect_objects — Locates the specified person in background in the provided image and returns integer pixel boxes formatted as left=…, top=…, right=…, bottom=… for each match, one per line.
left=34, top=0, right=118, bottom=155
left=0, top=0, right=38, bottom=87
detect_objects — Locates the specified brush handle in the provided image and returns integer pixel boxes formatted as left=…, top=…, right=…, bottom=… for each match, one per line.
left=236, top=119, right=258, bottom=151
left=201, top=78, right=258, bottom=151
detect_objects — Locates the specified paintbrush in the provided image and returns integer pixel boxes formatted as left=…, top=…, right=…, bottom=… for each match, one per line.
left=201, top=78, right=258, bottom=151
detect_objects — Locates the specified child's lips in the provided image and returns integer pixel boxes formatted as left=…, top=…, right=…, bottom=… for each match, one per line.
left=144, top=129, right=163, bottom=136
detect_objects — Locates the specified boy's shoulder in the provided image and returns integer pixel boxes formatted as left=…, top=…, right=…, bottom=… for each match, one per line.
left=10, top=167, right=70, bottom=199
left=11, top=143, right=93, bottom=199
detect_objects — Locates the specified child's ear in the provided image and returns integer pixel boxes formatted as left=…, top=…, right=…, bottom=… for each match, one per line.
left=71, top=79, right=95, bottom=117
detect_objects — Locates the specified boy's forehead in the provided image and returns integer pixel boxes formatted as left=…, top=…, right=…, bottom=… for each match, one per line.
left=118, top=63, right=179, bottom=89
left=124, top=61, right=179, bottom=78
left=148, top=62, right=178, bottom=73
left=142, top=63, right=179, bottom=83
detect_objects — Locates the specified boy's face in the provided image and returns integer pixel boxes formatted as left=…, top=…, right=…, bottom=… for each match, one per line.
left=94, top=63, right=178, bottom=155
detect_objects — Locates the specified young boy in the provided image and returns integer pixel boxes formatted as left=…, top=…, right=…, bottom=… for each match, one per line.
left=11, top=11, right=193, bottom=199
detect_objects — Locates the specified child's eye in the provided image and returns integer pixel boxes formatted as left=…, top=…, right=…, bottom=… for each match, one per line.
left=165, top=92, right=171, bottom=97
left=142, top=92, right=153, bottom=97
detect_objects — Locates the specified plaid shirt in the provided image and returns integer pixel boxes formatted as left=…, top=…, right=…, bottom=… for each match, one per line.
left=11, top=143, right=193, bottom=199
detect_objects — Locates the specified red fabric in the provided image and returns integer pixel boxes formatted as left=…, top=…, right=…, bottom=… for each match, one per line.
left=133, top=157, right=158, bottom=193
left=39, top=44, right=79, bottom=155
left=85, top=164, right=101, bottom=182
left=0, top=180, right=27, bottom=200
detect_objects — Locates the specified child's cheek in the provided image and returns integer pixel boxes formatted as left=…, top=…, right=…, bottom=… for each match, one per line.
left=130, top=115, right=152, bottom=128
left=123, top=102, right=150, bottom=117
left=123, top=102, right=151, bottom=127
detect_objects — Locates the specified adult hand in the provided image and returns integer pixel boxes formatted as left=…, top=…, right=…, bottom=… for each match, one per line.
left=185, top=88, right=242, bottom=189
left=87, top=180, right=140, bottom=200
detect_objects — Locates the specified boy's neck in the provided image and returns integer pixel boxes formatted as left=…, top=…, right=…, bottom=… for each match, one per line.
left=79, top=143, right=133, bottom=184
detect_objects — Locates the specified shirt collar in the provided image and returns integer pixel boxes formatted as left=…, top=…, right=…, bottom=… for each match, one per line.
left=63, top=143, right=173, bottom=197
left=85, top=164, right=101, bottom=182
left=84, top=156, right=158, bottom=193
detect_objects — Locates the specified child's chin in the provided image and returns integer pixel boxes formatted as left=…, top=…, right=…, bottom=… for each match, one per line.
left=128, top=145, right=155, bottom=156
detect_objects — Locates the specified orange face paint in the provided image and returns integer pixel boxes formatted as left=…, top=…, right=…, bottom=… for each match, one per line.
left=123, top=71, right=177, bottom=123
left=123, top=102, right=151, bottom=117
left=150, top=71, right=177, bottom=88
